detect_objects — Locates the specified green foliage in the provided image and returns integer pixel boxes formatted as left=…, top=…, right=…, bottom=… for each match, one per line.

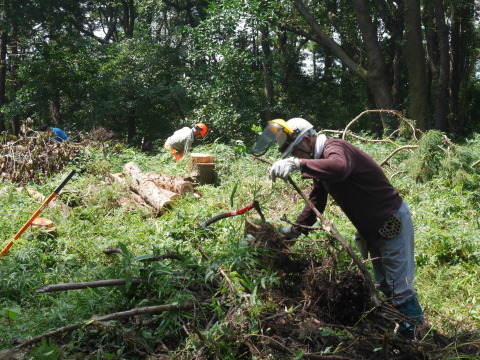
left=405, top=130, right=480, bottom=185
left=27, top=338, right=61, bottom=360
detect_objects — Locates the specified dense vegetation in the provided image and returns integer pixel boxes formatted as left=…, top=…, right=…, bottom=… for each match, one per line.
left=0, top=128, right=479, bottom=359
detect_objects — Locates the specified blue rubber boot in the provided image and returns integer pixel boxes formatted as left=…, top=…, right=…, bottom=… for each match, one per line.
left=395, top=297, right=424, bottom=339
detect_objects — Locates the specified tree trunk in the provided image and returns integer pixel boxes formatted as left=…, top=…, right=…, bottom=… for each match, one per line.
left=260, top=23, right=274, bottom=121
left=351, top=0, right=395, bottom=128
left=188, top=153, right=215, bottom=185
left=123, top=162, right=179, bottom=214
left=49, top=97, right=61, bottom=125
left=122, top=0, right=135, bottom=39
left=10, top=30, right=20, bottom=136
left=0, top=29, right=6, bottom=133
left=432, top=0, right=450, bottom=132
left=127, top=107, right=136, bottom=143
left=291, top=0, right=394, bottom=129
left=403, top=0, right=429, bottom=130
left=450, top=0, right=474, bottom=135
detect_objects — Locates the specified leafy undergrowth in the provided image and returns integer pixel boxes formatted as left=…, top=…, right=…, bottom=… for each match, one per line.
left=0, top=131, right=479, bottom=359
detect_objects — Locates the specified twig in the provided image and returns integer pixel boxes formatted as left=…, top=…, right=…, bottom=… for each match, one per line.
left=103, top=247, right=182, bottom=261
left=472, top=160, right=480, bottom=167
left=250, top=334, right=351, bottom=359
left=261, top=304, right=302, bottom=323
left=196, top=242, right=238, bottom=299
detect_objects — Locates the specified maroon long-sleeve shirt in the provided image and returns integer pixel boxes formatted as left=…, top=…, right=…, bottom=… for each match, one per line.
left=296, top=138, right=403, bottom=241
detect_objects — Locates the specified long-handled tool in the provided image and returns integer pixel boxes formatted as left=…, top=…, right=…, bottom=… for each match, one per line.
left=201, top=200, right=265, bottom=229
left=253, top=156, right=380, bottom=307
left=0, top=170, right=76, bottom=259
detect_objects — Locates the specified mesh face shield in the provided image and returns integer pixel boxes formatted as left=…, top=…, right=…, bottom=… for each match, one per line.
left=252, top=122, right=289, bottom=156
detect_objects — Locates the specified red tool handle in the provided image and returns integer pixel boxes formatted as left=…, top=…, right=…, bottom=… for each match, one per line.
left=201, top=203, right=255, bottom=229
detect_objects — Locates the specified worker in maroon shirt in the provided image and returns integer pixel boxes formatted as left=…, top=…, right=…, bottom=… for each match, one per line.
left=253, top=117, right=423, bottom=337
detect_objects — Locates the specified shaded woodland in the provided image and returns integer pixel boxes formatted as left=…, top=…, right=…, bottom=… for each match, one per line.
left=0, top=0, right=479, bottom=145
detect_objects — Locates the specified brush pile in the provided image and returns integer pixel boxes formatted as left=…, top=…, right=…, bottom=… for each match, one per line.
left=0, top=132, right=81, bottom=183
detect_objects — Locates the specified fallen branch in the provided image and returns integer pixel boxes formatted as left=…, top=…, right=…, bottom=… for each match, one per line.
left=250, top=334, right=351, bottom=359
left=341, top=109, right=420, bottom=142
left=12, top=302, right=198, bottom=351
left=35, top=278, right=149, bottom=293
left=102, top=247, right=182, bottom=261
left=379, top=145, right=418, bottom=166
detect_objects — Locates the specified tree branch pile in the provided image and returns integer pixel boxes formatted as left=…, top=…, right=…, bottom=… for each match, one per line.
left=0, top=132, right=81, bottom=183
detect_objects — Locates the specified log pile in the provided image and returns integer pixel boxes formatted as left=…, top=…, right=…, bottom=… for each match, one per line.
left=109, top=162, right=197, bottom=216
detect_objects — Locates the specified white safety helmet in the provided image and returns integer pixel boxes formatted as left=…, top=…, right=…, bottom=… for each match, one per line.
left=280, top=118, right=316, bottom=158
left=253, top=118, right=316, bottom=158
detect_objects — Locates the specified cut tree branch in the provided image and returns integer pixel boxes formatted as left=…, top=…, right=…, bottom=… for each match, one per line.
left=11, top=302, right=198, bottom=351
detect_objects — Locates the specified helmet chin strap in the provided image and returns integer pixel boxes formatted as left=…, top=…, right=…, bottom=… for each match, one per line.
left=294, top=136, right=316, bottom=158
left=294, top=147, right=313, bottom=157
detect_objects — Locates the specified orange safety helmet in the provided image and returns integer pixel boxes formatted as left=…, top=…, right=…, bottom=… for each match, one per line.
left=194, top=123, right=208, bottom=138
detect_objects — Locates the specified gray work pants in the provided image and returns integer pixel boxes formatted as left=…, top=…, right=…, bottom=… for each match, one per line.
left=357, top=201, right=418, bottom=306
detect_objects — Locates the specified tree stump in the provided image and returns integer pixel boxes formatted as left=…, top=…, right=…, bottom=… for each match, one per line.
left=31, top=217, right=56, bottom=233
left=188, top=153, right=215, bottom=185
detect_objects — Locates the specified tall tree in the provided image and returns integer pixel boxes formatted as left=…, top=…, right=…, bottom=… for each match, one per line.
left=0, top=29, right=6, bottom=133
left=403, top=0, right=429, bottom=130
left=286, top=0, right=394, bottom=128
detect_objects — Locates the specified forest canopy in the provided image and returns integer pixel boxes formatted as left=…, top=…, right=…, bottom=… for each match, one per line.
left=0, top=0, right=479, bottom=146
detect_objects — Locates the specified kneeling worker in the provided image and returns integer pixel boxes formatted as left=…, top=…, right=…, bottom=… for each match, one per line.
left=39, top=123, right=69, bottom=143
left=164, top=123, right=208, bottom=161
left=253, top=118, right=424, bottom=337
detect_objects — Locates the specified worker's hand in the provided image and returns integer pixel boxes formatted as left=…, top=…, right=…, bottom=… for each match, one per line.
left=281, top=226, right=301, bottom=239
left=269, top=158, right=301, bottom=182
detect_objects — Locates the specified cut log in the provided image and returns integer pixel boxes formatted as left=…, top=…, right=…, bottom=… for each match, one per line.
left=107, top=172, right=125, bottom=183
left=146, top=173, right=195, bottom=195
left=123, top=162, right=179, bottom=214
left=188, top=153, right=216, bottom=185
left=17, top=187, right=70, bottom=213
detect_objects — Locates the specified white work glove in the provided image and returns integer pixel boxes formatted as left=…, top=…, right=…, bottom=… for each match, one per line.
left=269, top=158, right=301, bottom=182
left=281, top=226, right=301, bottom=239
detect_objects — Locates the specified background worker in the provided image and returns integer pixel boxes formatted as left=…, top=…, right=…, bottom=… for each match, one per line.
left=253, top=117, right=424, bottom=337
left=39, top=123, right=69, bottom=143
left=164, top=123, right=208, bottom=161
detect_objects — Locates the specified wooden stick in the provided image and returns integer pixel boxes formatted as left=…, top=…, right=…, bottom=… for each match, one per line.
left=35, top=279, right=149, bottom=293
left=12, top=302, right=197, bottom=351
left=253, top=156, right=380, bottom=307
